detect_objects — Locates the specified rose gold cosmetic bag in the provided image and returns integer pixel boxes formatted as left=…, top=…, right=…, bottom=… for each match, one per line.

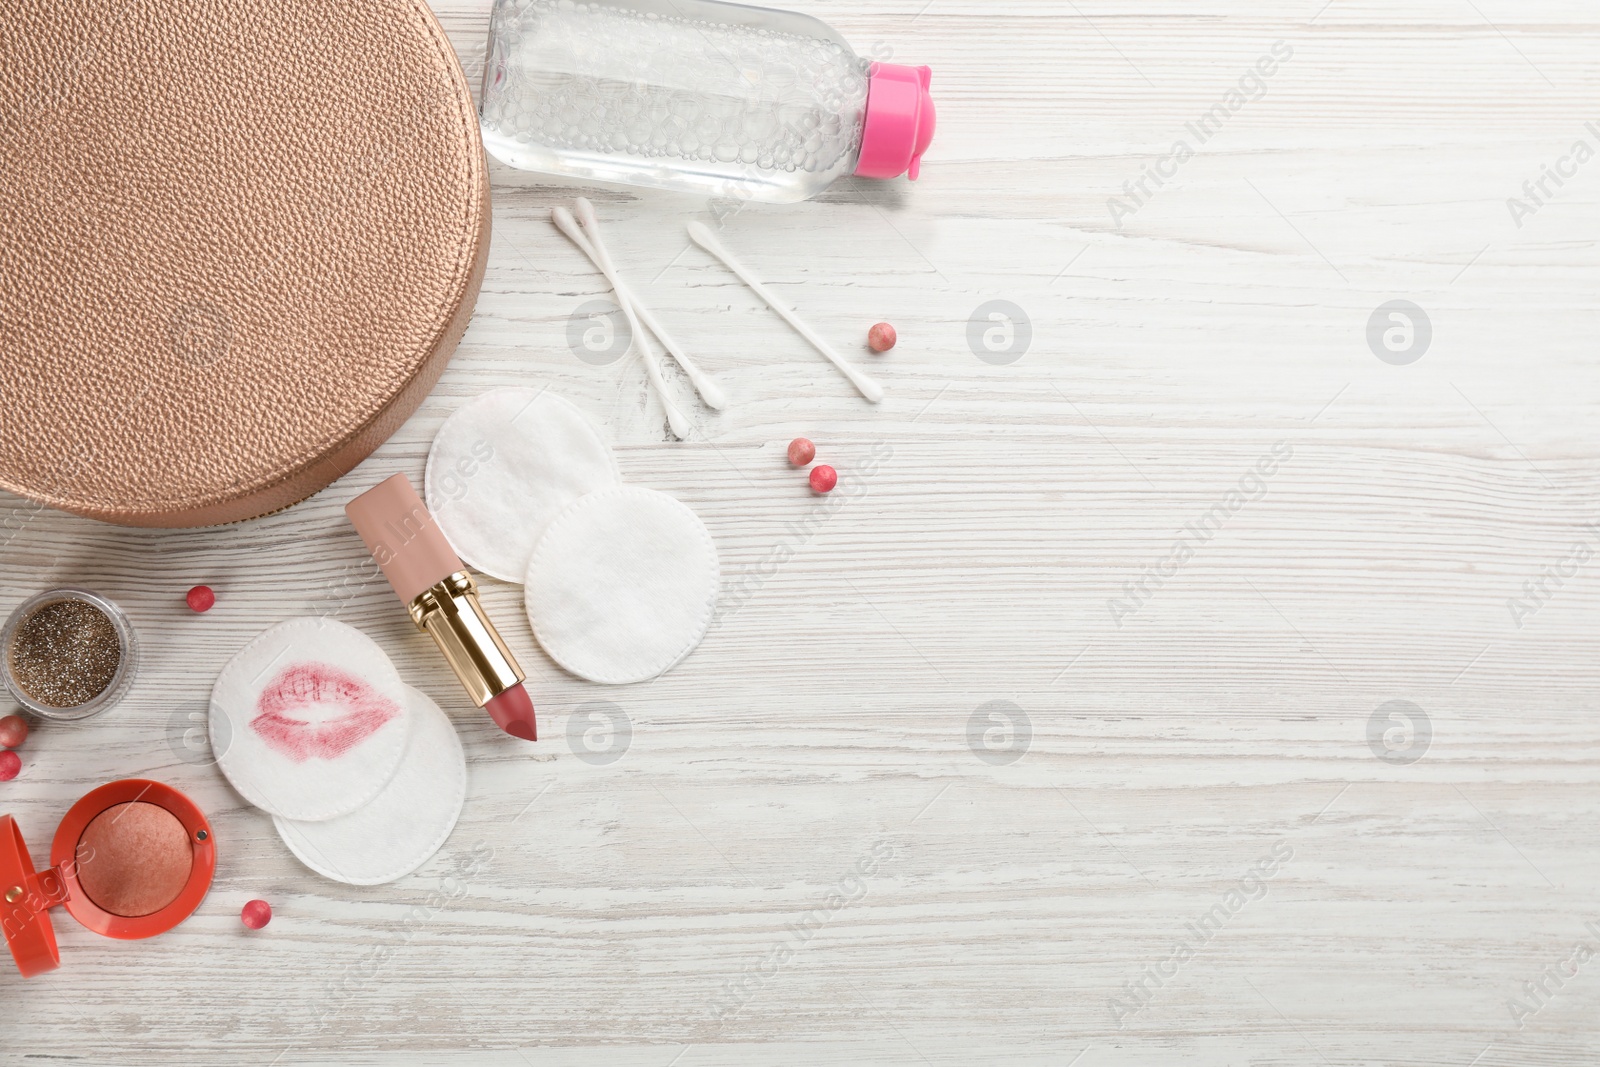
left=0, top=0, right=490, bottom=526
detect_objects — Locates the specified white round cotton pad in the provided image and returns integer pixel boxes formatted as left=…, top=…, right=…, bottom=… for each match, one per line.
left=524, top=486, right=720, bottom=684
left=210, top=618, right=411, bottom=822
left=272, top=686, right=467, bottom=886
left=427, top=388, right=622, bottom=582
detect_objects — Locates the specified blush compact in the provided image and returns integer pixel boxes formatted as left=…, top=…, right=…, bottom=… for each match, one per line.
left=0, top=780, right=215, bottom=977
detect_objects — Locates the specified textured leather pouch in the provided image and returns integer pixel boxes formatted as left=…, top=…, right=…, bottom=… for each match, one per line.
left=0, top=0, right=490, bottom=526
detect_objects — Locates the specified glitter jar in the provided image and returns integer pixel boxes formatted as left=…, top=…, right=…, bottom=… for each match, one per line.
left=0, top=589, right=140, bottom=721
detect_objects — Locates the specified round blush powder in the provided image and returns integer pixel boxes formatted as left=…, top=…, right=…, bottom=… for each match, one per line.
left=76, top=802, right=193, bottom=917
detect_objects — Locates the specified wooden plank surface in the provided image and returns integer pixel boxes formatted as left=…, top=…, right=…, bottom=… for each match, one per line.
left=6, top=1, right=1600, bottom=1063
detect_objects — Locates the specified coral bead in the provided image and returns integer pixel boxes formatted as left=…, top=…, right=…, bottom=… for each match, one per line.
left=809, top=464, right=838, bottom=493
left=868, top=322, right=897, bottom=352
left=186, top=585, right=216, bottom=612
left=0, top=750, right=19, bottom=781
left=241, top=899, right=272, bottom=929
left=787, top=438, right=816, bottom=467
left=0, top=714, right=26, bottom=749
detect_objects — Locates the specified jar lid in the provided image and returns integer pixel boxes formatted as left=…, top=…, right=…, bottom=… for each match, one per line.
left=0, top=1, right=489, bottom=527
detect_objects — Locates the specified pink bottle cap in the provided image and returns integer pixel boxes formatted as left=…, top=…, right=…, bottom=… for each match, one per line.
left=854, top=62, right=936, bottom=182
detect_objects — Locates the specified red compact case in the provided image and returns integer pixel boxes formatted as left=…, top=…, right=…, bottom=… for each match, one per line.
left=0, top=779, right=216, bottom=977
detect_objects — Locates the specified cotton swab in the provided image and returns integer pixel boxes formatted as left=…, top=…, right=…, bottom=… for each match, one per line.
left=686, top=221, right=884, bottom=404
left=566, top=199, right=726, bottom=410
left=552, top=206, right=693, bottom=439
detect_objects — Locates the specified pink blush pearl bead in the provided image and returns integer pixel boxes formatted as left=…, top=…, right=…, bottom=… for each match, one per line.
left=241, top=899, right=272, bottom=929
left=0, top=714, right=27, bottom=749
left=809, top=465, right=838, bottom=493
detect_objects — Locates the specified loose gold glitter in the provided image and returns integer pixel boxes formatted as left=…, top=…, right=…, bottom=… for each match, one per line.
left=7, top=599, right=121, bottom=708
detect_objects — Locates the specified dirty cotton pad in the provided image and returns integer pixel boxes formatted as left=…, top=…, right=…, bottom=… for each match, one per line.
left=427, top=388, right=621, bottom=582
left=273, top=686, right=467, bottom=885
left=524, top=486, right=719, bottom=684
left=210, top=618, right=411, bottom=821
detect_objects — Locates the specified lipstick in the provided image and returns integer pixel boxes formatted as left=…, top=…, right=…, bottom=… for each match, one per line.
left=344, top=473, right=537, bottom=741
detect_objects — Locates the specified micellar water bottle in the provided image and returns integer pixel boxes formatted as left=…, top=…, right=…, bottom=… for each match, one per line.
left=479, top=0, right=935, bottom=204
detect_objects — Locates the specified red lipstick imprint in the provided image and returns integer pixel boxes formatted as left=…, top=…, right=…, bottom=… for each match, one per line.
left=250, top=662, right=401, bottom=762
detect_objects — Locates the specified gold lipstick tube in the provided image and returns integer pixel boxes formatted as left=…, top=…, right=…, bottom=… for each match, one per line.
left=407, top=571, right=524, bottom=706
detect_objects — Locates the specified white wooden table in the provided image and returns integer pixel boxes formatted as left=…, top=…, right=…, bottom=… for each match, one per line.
left=7, top=1, right=1600, bottom=1063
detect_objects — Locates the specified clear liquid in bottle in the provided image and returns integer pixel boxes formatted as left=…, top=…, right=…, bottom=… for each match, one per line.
left=480, top=0, right=934, bottom=204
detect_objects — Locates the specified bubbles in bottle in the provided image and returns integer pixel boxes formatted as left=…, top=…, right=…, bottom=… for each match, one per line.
left=481, top=0, right=869, bottom=184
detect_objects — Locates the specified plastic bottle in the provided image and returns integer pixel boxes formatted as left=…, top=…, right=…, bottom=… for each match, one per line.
left=479, top=0, right=936, bottom=204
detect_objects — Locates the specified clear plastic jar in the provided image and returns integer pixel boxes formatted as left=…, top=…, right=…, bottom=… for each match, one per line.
left=0, top=588, right=140, bottom=721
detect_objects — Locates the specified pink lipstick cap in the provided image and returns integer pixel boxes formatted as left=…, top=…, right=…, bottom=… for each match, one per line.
left=345, top=473, right=461, bottom=604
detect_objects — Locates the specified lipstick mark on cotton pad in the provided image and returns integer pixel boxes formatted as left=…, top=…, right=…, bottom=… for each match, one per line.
left=250, top=662, right=401, bottom=762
